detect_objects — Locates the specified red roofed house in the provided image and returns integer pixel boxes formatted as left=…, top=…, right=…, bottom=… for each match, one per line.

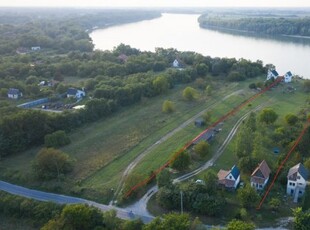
left=218, top=165, right=240, bottom=189
left=250, top=160, right=271, bottom=190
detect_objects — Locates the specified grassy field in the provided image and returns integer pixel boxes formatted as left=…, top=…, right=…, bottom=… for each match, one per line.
left=0, top=77, right=307, bottom=207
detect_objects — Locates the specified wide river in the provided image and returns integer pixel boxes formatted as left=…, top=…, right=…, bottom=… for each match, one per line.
left=90, top=13, right=310, bottom=78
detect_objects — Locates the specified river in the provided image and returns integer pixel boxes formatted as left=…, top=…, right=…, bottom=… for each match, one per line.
left=90, top=13, right=310, bottom=78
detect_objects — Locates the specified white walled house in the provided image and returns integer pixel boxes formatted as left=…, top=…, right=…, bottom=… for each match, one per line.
left=287, top=163, right=309, bottom=202
left=284, top=71, right=293, bottom=83
left=8, top=88, right=23, bottom=99
left=267, top=69, right=279, bottom=81
left=251, top=160, right=271, bottom=190
left=217, top=165, right=240, bottom=189
left=172, top=59, right=180, bottom=68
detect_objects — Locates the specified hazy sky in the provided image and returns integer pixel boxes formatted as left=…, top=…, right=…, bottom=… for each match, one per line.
left=1, top=0, right=309, bottom=8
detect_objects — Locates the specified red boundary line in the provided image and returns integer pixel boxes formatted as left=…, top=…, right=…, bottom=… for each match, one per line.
left=125, top=77, right=283, bottom=198
left=256, top=119, right=310, bottom=210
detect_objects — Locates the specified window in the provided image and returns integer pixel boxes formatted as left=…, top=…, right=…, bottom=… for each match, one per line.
left=297, top=176, right=300, bottom=179
left=229, top=176, right=232, bottom=179
left=299, top=191, right=303, bottom=194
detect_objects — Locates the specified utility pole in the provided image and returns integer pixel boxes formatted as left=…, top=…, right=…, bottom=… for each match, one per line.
left=180, top=191, right=183, bottom=214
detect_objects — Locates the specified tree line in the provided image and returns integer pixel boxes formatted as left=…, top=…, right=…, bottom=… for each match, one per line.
left=199, top=15, right=310, bottom=36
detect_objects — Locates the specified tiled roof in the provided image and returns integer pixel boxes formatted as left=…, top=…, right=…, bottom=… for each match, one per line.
left=230, top=165, right=240, bottom=180
left=271, top=70, right=279, bottom=76
left=67, top=88, right=77, bottom=95
left=288, top=163, right=309, bottom=181
left=251, top=160, right=271, bottom=179
left=8, top=88, right=20, bottom=94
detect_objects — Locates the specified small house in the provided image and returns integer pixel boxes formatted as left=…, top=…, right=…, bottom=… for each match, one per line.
left=287, top=163, right=309, bottom=202
left=284, top=71, right=293, bottom=83
left=31, top=46, right=41, bottom=51
left=192, top=129, right=214, bottom=145
left=67, top=88, right=85, bottom=99
left=7, top=88, right=23, bottom=99
left=267, top=69, right=279, bottom=81
left=172, top=59, right=180, bottom=68
left=217, top=165, right=240, bottom=189
left=118, top=54, right=128, bottom=63
left=250, top=160, right=271, bottom=190
left=195, top=118, right=205, bottom=127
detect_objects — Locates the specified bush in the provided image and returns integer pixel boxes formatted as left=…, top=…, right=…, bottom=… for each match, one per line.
left=44, top=130, right=71, bottom=148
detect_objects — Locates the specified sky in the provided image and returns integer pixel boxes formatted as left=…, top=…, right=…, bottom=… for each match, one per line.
left=0, top=0, right=309, bottom=8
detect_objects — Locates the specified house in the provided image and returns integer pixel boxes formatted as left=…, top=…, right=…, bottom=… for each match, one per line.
left=250, top=160, right=271, bottom=190
left=172, top=59, right=182, bottom=68
left=267, top=69, right=279, bottom=81
left=284, top=71, right=293, bottom=83
left=194, top=118, right=205, bottom=127
left=287, top=163, right=309, bottom=202
left=192, top=129, right=214, bottom=145
left=31, top=46, right=41, bottom=51
left=118, top=54, right=128, bottom=63
left=7, top=88, right=23, bottom=99
left=217, top=165, right=240, bottom=189
left=67, top=88, right=85, bottom=99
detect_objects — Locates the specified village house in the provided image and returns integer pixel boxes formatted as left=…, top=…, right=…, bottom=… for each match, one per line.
left=284, top=71, right=293, bottom=83
left=287, top=163, right=309, bottom=202
left=267, top=69, right=279, bottom=81
left=31, top=46, right=41, bottom=51
left=172, top=59, right=183, bottom=68
left=7, top=88, right=23, bottom=99
left=217, top=165, right=240, bottom=189
left=67, top=88, right=86, bottom=99
left=250, top=160, right=271, bottom=190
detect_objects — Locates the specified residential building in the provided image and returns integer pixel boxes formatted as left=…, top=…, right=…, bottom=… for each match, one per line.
left=287, top=163, right=309, bottom=202
left=218, top=165, right=240, bottom=189
left=250, top=160, right=271, bottom=190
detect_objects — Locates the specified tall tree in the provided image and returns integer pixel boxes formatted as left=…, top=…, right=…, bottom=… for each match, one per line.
left=32, top=148, right=73, bottom=180
left=259, top=108, right=278, bottom=125
left=170, top=151, right=191, bottom=171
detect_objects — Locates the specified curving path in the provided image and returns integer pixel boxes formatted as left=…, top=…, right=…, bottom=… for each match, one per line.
left=112, top=89, right=244, bottom=203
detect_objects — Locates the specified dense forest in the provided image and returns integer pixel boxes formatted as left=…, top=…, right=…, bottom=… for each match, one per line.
left=0, top=8, right=160, bottom=54
left=198, top=15, right=310, bottom=36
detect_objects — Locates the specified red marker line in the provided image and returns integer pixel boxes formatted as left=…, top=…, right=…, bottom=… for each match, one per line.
left=125, top=77, right=283, bottom=198
left=257, top=120, right=310, bottom=210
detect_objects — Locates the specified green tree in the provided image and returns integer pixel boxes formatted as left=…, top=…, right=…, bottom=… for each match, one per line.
left=32, top=148, right=73, bottom=180
left=237, top=184, right=260, bottom=208
left=303, top=80, right=310, bottom=93
left=269, top=198, right=281, bottom=211
left=203, top=170, right=218, bottom=195
left=143, top=213, right=191, bottom=230
left=304, top=158, right=310, bottom=170
left=194, top=141, right=210, bottom=158
left=285, top=113, right=299, bottom=126
left=196, top=63, right=208, bottom=76
left=182, top=87, right=198, bottom=101
left=44, top=130, right=71, bottom=148
left=259, top=108, right=278, bottom=125
left=202, top=111, right=212, bottom=125
left=293, top=207, right=310, bottom=230
left=252, top=133, right=265, bottom=160
left=162, top=100, right=175, bottom=113
left=227, top=219, right=255, bottom=230
left=235, top=126, right=254, bottom=159
left=245, top=112, right=256, bottom=132
left=122, top=219, right=144, bottom=230
left=157, top=168, right=172, bottom=188
left=153, top=75, right=169, bottom=94
left=170, top=151, right=191, bottom=171
left=205, top=85, right=212, bottom=96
